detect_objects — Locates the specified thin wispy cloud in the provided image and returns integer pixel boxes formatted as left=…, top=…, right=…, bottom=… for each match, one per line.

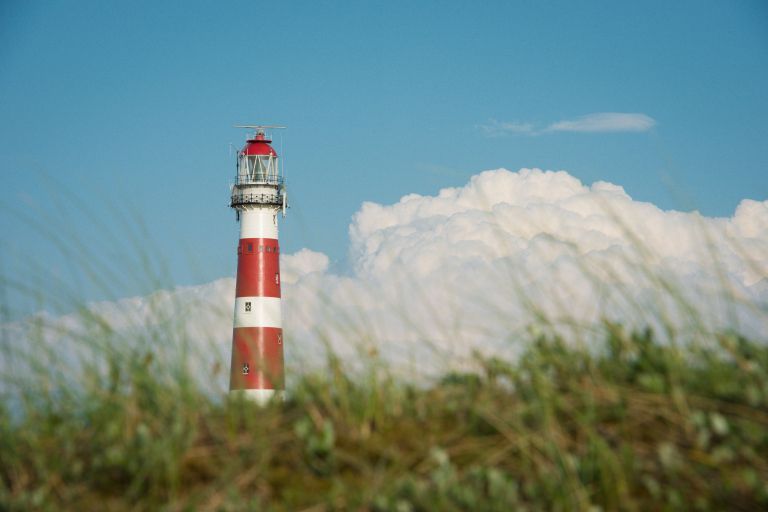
left=547, top=112, right=656, bottom=133
left=478, top=113, right=656, bottom=137
left=477, top=120, right=536, bottom=137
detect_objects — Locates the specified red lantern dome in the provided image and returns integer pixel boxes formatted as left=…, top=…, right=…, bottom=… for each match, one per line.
left=243, top=132, right=278, bottom=156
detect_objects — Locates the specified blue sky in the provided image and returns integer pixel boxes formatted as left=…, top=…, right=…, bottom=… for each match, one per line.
left=1, top=0, right=767, bottom=315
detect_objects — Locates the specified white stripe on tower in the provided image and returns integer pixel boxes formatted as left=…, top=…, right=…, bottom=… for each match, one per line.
left=240, top=207, right=278, bottom=239
left=233, top=297, right=282, bottom=328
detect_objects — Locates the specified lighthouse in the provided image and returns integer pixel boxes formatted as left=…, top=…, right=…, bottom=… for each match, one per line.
left=228, top=125, right=287, bottom=402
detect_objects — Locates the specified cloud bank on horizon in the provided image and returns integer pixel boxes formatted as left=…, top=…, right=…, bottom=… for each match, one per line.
left=478, top=113, right=657, bottom=137
left=4, top=168, right=767, bottom=389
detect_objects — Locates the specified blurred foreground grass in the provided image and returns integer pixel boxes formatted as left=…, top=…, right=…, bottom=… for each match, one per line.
left=1, top=323, right=767, bottom=511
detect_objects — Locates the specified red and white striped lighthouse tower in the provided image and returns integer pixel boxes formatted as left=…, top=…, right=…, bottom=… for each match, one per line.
left=229, top=125, right=287, bottom=402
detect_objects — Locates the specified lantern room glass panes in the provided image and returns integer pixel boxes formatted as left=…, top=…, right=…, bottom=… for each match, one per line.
left=238, top=154, right=279, bottom=183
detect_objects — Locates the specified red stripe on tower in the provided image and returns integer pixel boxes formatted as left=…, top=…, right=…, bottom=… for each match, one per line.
left=235, top=238, right=281, bottom=298
left=228, top=126, right=288, bottom=403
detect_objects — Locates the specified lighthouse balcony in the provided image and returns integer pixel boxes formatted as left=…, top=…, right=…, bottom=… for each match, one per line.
left=234, top=175, right=285, bottom=186
left=230, top=192, right=284, bottom=207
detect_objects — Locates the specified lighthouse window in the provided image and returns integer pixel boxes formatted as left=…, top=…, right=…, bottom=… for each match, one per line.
left=245, top=301, right=251, bottom=312
left=275, top=273, right=280, bottom=285
left=247, top=243, right=253, bottom=253
left=259, top=245, right=263, bottom=252
left=266, top=246, right=272, bottom=253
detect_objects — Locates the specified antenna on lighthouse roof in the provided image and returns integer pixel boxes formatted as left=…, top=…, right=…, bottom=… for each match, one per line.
left=234, top=125, right=287, bottom=141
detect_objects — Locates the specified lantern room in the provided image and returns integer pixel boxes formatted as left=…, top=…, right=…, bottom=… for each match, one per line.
left=237, top=130, right=280, bottom=184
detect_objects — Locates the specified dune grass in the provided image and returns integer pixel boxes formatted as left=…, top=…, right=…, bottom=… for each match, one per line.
left=1, top=320, right=767, bottom=511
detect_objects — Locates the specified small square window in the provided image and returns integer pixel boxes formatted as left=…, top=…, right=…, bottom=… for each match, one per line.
left=259, top=245, right=263, bottom=252
left=247, top=243, right=253, bottom=253
left=266, top=246, right=272, bottom=253
left=245, top=301, right=251, bottom=312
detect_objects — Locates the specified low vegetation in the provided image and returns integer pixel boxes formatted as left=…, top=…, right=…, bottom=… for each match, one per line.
left=1, top=322, right=767, bottom=511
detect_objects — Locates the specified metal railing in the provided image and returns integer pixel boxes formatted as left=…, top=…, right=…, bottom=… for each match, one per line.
left=233, top=175, right=284, bottom=186
left=230, top=192, right=284, bottom=207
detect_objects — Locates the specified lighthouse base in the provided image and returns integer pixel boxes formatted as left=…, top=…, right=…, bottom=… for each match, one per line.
left=229, top=388, right=285, bottom=405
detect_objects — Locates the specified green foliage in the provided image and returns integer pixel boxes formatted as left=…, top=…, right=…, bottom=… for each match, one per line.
left=1, top=326, right=767, bottom=511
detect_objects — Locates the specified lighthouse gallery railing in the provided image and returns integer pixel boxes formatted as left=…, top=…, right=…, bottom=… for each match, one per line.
left=230, top=192, right=284, bottom=207
left=233, top=175, right=285, bottom=186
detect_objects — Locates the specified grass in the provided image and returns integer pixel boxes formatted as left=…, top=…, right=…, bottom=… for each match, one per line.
left=1, top=321, right=767, bottom=510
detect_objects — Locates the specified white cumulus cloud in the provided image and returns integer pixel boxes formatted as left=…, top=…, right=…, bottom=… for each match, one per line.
left=3, top=168, right=767, bottom=390
left=288, top=168, right=767, bottom=370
